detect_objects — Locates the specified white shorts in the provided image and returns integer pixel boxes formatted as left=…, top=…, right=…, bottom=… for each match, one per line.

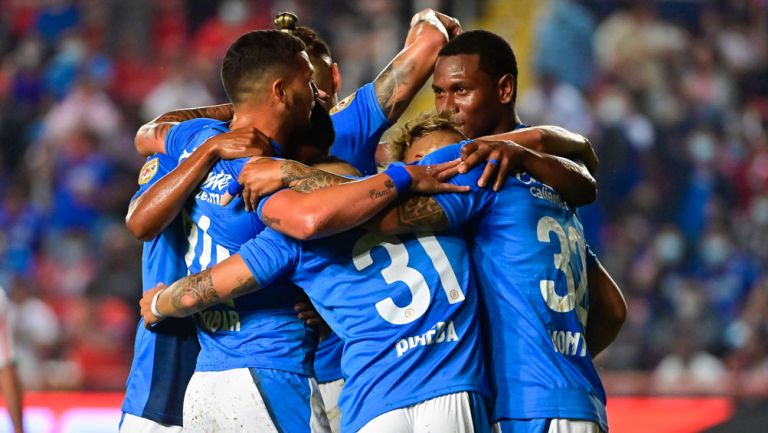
left=0, top=290, right=16, bottom=369
left=358, top=391, right=491, bottom=433
left=119, top=413, right=182, bottom=433
left=318, top=378, right=343, bottom=433
left=183, top=368, right=329, bottom=433
left=493, top=418, right=604, bottom=433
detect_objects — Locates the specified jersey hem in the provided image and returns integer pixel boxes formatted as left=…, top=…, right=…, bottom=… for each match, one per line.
left=121, top=406, right=183, bottom=427
left=344, top=383, right=487, bottom=433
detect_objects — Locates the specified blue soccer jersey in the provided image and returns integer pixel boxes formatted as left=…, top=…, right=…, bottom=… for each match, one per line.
left=164, top=119, right=315, bottom=375
left=421, top=144, right=608, bottom=431
left=315, top=84, right=388, bottom=383
left=122, top=153, right=199, bottom=426
left=328, top=82, right=390, bottom=176
left=239, top=223, right=489, bottom=433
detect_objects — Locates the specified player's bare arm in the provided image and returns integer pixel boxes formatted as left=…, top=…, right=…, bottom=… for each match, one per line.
left=135, top=103, right=235, bottom=156
left=374, top=10, right=460, bottom=122
left=585, top=261, right=627, bottom=358
left=126, top=128, right=271, bottom=241
left=140, top=255, right=258, bottom=328
left=478, top=125, right=599, bottom=174
left=260, top=159, right=467, bottom=240
left=452, top=128, right=598, bottom=195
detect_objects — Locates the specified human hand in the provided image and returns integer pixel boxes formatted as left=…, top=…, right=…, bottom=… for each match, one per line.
left=208, top=127, right=273, bottom=160
left=140, top=284, right=167, bottom=329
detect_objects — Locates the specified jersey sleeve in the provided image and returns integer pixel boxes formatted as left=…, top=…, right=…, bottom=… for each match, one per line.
left=419, top=143, right=496, bottom=228
left=130, top=153, right=177, bottom=202
left=237, top=228, right=300, bottom=288
left=164, top=118, right=220, bottom=159
left=328, top=82, right=390, bottom=176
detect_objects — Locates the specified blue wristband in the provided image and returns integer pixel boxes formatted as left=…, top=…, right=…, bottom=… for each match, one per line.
left=384, top=165, right=412, bottom=194
left=226, top=180, right=243, bottom=197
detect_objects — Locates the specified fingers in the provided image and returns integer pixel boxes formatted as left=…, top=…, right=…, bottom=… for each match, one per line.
left=437, top=182, right=470, bottom=193
left=478, top=158, right=498, bottom=188
left=242, top=186, right=253, bottom=212
left=220, top=192, right=234, bottom=206
left=458, top=143, right=492, bottom=174
left=494, top=156, right=512, bottom=191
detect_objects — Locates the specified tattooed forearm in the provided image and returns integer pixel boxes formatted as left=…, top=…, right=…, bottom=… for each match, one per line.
left=231, top=275, right=257, bottom=297
left=397, top=195, right=449, bottom=231
left=280, top=161, right=352, bottom=193
left=375, top=58, right=416, bottom=120
left=369, top=180, right=395, bottom=200
left=158, top=104, right=234, bottom=122
left=169, top=269, right=219, bottom=315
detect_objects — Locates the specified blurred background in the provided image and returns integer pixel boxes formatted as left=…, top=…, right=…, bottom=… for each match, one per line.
left=0, top=0, right=767, bottom=430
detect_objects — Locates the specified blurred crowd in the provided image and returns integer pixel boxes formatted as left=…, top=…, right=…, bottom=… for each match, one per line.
left=0, top=0, right=766, bottom=395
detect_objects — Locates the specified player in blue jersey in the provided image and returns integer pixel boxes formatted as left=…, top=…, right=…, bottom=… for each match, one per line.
left=257, top=29, right=626, bottom=432
left=137, top=161, right=491, bottom=433
left=121, top=128, right=273, bottom=433
left=125, top=10, right=463, bottom=432
left=128, top=30, right=333, bottom=433
left=134, top=121, right=592, bottom=432
left=255, top=123, right=621, bottom=433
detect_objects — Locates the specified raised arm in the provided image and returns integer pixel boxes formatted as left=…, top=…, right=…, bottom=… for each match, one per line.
left=374, top=9, right=460, bottom=122
left=259, top=159, right=467, bottom=240
left=585, top=260, right=627, bottom=358
left=135, top=104, right=234, bottom=156
left=126, top=128, right=271, bottom=241
left=140, top=255, right=259, bottom=327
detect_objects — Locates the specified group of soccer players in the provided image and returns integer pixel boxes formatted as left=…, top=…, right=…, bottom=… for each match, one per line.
left=120, top=8, right=627, bottom=433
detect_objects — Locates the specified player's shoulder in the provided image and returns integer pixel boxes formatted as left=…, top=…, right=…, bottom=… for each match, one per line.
left=330, top=82, right=378, bottom=116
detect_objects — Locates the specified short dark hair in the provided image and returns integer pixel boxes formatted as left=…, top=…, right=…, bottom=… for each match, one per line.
left=438, top=30, right=519, bottom=103
left=221, top=30, right=306, bottom=104
left=273, top=12, right=332, bottom=63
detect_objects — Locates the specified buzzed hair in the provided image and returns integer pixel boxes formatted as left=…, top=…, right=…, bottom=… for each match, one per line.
left=389, top=113, right=467, bottom=161
left=221, top=30, right=306, bottom=104
left=438, top=30, right=519, bottom=103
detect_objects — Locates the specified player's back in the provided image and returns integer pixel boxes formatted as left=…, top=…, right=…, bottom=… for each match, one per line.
left=421, top=143, right=607, bottom=430
left=243, top=227, right=488, bottom=432
left=473, top=173, right=607, bottom=428
left=168, top=119, right=314, bottom=375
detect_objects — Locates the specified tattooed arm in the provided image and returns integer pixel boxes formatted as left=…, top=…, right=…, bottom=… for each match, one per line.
left=135, top=103, right=234, bottom=156
left=126, top=128, right=271, bottom=241
left=259, top=159, right=466, bottom=240
left=374, top=10, right=460, bottom=122
left=140, top=255, right=259, bottom=326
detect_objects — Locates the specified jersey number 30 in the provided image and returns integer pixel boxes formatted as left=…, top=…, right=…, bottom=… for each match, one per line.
left=537, top=216, right=588, bottom=327
left=353, top=233, right=465, bottom=325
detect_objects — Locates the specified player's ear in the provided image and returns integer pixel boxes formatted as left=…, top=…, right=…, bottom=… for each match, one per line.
left=272, top=79, right=288, bottom=105
left=331, top=63, right=342, bottom=95
left=498, top=73, right=514, bottom=105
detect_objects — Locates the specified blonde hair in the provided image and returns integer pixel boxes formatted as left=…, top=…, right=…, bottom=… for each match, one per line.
left=389, top=113, right=467, bottom=161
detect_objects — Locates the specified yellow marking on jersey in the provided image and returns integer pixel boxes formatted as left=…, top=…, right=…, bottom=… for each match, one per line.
left=330, top=91, right=357, bottom=115
left=138, top=158, right=159, bottom=185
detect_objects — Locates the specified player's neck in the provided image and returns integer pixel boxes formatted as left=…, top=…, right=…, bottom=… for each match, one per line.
left=230, top=108, right=290, bottom=145
left=491, top=110, right=524, bottom=134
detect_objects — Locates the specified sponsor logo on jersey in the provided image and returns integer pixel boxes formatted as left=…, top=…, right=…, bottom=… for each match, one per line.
left=530, top=185, right=567, bottom=209
left=330, top=91, right=357, bottom=115
left=138, top=158, right=159, bottom=185
left=549, top=328, right=588, bottom=357
left=198, top=308, right=241, bottom=332
left=395, top=320, right=459, bottom=357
